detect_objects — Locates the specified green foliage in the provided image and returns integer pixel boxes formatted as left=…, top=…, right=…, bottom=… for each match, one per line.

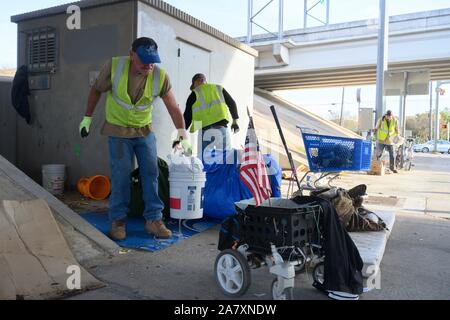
left=406, top=108, right=450, bottom=143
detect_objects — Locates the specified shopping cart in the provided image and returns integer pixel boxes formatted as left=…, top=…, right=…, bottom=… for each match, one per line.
left=292, top=126, right=373, bottom=195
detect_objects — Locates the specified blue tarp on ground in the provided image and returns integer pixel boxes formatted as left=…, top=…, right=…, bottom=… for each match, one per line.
left=81, top=212, right=221, bottom=252
left=202, top=149, right=282, bottom=220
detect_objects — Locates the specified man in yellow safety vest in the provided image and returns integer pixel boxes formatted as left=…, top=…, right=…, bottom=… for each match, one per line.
left=375, top=110, right=399, bottom=173
left=183, top=73, right=239, bottom=160
left=79, top=37, right=191, bottom=241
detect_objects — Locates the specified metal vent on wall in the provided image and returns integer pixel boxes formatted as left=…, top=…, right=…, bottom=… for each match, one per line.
left=27, top=27, right=57, bottom=72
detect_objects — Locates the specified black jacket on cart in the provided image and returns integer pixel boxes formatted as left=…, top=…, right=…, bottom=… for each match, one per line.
left=11, top=65, right=31, bottom=124
left=292, top=195, right=364, bottom=295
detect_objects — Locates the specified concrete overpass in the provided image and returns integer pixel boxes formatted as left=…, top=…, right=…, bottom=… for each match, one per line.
left=239, top=8, right=450, bottom=91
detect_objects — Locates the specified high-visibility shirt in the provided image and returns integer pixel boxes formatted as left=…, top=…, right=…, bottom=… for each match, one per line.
left=190, top=83, right=230, bottom=133
left=377, top=117, right=397, bottom=143
left=105, top=56, right=165, bottom=128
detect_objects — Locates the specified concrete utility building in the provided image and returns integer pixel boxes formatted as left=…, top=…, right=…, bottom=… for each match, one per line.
left=10, top=0, right=258, bottom=187
left=0, top=78, right=15, bottom=165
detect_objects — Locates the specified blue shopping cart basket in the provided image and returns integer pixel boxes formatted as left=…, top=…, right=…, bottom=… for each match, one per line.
left=299, top=127, right=372, bottom=173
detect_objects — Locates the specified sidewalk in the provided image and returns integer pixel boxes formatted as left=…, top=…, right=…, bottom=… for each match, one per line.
left=332, top=153, right=450, bottom=220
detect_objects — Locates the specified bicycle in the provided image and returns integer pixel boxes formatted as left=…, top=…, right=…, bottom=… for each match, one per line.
left=395, top=138, right=414, bottom=171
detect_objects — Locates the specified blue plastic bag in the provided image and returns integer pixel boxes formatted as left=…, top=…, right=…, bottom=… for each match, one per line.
left=203, top=149, right=252, bottom=220
left=201, top=150, right=284, bottom=220
left=263, top=154, right=282, bottom=198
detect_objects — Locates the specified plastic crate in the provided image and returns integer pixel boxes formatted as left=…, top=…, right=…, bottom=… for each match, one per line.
left=235, top=199, right=320, bottom=256
left=301, top=133, right=372, bottom=172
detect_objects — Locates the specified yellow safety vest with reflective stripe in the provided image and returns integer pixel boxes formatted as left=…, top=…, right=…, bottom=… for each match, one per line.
left=105, top=56, right=165, bottom=128
left=190, top=83, right=230, bottom=133
left=377, top=117, right=397, bottom=142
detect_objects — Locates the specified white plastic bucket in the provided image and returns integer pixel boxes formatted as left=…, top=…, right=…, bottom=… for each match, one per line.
left=168, top=171, right=206, bottom=220
left=42, top=164, right=66, bottom=195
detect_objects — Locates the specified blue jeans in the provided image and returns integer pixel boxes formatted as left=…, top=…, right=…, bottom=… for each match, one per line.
left=376, top=142, right=395, bottom=170
left=108, top=133, right=163, bottom=222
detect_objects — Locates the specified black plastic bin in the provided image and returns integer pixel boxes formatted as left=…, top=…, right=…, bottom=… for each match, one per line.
left=235, top=199, right=321, bottom=256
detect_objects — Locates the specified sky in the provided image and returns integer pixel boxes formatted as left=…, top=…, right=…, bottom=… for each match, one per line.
left=2, top=0, right=450, bottom=118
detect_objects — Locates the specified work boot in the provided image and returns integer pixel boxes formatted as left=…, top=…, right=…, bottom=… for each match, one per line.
left=109, top=219, right=126, bottom=241
left=145, top=219, right=172, bottom=239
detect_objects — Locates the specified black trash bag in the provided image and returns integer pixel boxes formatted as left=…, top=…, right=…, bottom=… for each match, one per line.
left=347, top=184, right=367, bottom=199
left=292, top=195, right=364, bottom=295
left=11, top=65, right=31, bottom=124
left=218, top=214, right=244, bottom=251
left=128, top=157, right=170, bottom=219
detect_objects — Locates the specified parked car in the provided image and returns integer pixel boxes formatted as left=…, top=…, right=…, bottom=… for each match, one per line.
left=413, top=140, right=450, bottom=153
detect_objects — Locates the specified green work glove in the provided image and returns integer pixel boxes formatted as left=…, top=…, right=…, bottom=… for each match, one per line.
left=79, top=116, right=92, bottom=138
left=172, top=129, right=192, bottom=156
left=180, top=139, right=193, bottom=156
left=231, top=119, right=240, bottom=134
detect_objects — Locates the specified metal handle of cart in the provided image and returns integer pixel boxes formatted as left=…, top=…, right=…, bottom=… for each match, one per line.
left=296, top=125, right=319, bottom=134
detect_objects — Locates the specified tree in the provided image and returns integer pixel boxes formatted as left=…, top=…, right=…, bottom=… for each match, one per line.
left=406, top=113, right=429, bottom=142
left=404, top=108, right=450, bottom=143
left=440, top=108, right=450, bottom=141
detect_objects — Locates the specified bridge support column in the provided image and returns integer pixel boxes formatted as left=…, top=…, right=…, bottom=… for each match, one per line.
left=375, top=0, right=389, bottom=124
left=401, top=71, right=408, bottom=137
left=435, top=82, right=441, bottom=153
left=429, top=82, right=433, bottom=140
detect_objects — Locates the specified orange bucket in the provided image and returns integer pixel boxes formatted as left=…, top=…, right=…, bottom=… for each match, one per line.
left=77, top=175, right=111, bottom=200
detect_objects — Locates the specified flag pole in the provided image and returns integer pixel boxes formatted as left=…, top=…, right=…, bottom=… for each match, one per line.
left=246, top=106, right=272, bottom=206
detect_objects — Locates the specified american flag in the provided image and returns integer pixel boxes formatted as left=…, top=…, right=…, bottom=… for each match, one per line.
left=239, top=117, right=272, bottom=206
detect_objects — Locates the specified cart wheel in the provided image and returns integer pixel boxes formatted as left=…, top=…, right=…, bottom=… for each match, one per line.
left=271, top=278, right=294, bottom=300
left=214, top=249, right=251, bottom=297
left=313, top=262, right=325, bottom=285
